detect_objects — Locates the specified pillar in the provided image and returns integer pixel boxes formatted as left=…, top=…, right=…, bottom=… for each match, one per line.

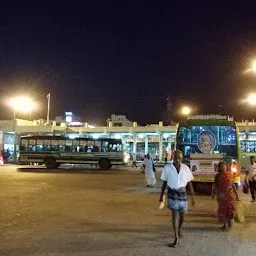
left=144, top=136, right=148, bottom=155
left=13, top=133, right=18, bottom=162
left=122, top=136, right=127, bottom=151
left=159, top=133, right=163, bottom=162
left=133, top=134, right=137, bottom=155
left=0, top=132, right=4, bottom=151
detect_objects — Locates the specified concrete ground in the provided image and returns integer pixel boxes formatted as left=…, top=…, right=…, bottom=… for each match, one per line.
left=0, top=164, right=256, bottom=256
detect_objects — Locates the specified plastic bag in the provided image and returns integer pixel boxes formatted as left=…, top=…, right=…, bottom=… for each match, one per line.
left=159, top=195, right=166, bottom=210
left=234, top=200, right=245, bottom=223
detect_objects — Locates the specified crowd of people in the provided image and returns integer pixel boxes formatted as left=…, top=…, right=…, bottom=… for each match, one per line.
left=130, top=149, right=256, bottom=248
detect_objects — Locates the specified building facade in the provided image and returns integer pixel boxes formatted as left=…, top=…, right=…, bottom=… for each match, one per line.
left=1, top=118, right=256, bottom=162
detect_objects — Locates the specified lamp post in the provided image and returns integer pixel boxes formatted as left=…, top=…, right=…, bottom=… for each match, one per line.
left=8, top=96, right=35, bottom=119
left=7, top=96, right=36, bottom=162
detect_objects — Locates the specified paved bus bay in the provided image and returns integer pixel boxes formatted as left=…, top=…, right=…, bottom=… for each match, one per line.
left=1, top=165, right=256, bottom=255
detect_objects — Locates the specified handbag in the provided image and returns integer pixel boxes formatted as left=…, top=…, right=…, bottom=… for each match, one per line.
left=243, top=182, right=249, bottom=194
left=153, top=163, right=156, bottom=172
left=234, top=200, right=245, bottom=223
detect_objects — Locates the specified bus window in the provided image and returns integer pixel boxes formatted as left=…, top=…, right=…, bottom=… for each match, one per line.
left=50, top=140, right=59, bottom=151
left=72, top=140, right=79, bottom=152
left=20, top=139, right=29, bottom=151
left=44, top=140, right=51, bottom=151
left=65, top=140, right=72, bottom=151
left=36, top=139, right=44, bottom=151
left=93, top=141, right=101, bottom=152
left=87, top=140, right=95, bottom=152
left=101, top=141, right=109, bottom=152
left=28, top=139, right=36, bottom=151
left=79, top=140, right=87, bottom=152
left=58, top=140, right=66, bottom=152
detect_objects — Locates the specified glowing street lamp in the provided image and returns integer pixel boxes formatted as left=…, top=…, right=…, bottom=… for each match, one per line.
left=244, top=60, right=256, bottom=74
left=181, top=106, right=191, bottom=116
left=247, top=94, right=256, bottom=106
left=8, top=96, right=36, bottom=119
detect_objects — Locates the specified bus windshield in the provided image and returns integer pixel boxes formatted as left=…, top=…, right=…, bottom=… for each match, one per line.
left=176, top=125, right=238, bottom=161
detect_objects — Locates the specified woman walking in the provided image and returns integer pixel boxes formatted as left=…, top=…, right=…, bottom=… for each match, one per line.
left=212, top=161, right=239, bottom=231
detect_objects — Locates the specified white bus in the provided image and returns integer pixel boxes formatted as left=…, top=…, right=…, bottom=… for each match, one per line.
left=19, top=135, right=129, bottom=169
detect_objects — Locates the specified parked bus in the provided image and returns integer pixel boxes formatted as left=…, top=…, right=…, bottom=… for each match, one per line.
left=19, top=135, right=130, bottom=169
left=176, top=115, right=241, bottom=186
left=240, top=139, right=256, bottom=171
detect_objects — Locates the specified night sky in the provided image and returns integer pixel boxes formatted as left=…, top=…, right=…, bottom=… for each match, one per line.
left=1, top=1, right=256, bottom=125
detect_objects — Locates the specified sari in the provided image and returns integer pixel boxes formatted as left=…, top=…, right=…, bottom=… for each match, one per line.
left=215, top=171, right=236, bottom=222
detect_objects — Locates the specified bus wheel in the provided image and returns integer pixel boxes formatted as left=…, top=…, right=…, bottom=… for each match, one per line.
left=44, top=157, right=57, bottom=169
left=99, top=159, right=111, bottom=169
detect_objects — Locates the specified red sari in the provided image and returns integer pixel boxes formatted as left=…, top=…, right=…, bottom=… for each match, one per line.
left=215, top=171, right=236, bottom=222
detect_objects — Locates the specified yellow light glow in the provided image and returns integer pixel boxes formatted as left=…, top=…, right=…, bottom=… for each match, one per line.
left=8, top=96, right=36, bottom=113
left=181, top=106, right=191, bottom=116
left=247, top=94, right=256, bottom=105
left=252, top=61, right=256, bottom=72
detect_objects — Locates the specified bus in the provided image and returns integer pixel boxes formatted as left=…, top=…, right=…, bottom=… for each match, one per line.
left=176, top=115, right=240, bottom=186
left=240, top=139, right=256, bottom=171
left=19, top=135, right=130, bottom=169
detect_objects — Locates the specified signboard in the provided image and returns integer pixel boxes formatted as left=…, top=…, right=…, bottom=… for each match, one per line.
left=190, top=159, right=219, bottom=175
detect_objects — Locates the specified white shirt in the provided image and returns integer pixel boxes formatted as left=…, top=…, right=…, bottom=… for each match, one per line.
left=144, top=158, right=154, bottom=172
left=246, top=163, right=256, bottom=181
left=161, top=163, right=194, bottom=189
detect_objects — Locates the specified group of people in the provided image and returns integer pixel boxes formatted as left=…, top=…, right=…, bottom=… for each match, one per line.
left=157, top=149, right=256, bottom=248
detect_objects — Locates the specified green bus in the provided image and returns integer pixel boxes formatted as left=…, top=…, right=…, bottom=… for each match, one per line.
left=19, top=135, right=130, bottom=169
left=240, top=139, right=256, bottom=171
left=176, top=115, right=241, bottom=185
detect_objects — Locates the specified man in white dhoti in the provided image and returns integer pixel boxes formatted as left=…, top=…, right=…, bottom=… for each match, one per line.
left=159, top=150, right=195, bottom=247
left=144, top=154, right=156, bottom=188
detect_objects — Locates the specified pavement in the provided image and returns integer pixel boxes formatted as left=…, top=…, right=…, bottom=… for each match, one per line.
left=0, top=165, right=256, bottom=256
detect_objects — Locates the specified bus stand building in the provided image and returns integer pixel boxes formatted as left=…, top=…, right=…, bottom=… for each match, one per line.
left=1, top=117, right=256, bottom=162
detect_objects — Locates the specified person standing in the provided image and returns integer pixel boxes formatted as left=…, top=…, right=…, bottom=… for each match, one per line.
left=245, top=156, right=256, bottom=202
left=212, top=161, right=239, bottom=231
left=159, top=149, right=195, bottom=248
left=145, top=154, right=156, bottom=188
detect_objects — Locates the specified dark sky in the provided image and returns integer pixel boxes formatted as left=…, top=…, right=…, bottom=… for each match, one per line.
left=1, top=1, right=256, bottom=125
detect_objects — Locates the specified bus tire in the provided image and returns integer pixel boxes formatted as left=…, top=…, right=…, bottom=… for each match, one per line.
left=99, top=159, right=111, bottom=169
left=44, top=157, right=57, bottom=169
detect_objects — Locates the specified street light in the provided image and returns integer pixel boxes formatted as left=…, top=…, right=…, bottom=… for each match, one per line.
left=181, top=106, right=191, bottom=116
left=244, top=60, right=256, bottom=74
left=8, top=96, right=36, bottom=119
left=247, top=93, right=256, bottom=105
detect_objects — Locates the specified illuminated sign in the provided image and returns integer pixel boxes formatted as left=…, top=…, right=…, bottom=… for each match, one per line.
left=65, top=112, right=73, bottom=123
left=188, top=115, right=233, bottom=120
left=197, top=130, right=216, bottom=154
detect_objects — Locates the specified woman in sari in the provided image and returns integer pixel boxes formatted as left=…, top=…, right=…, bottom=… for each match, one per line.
left=212, top=161, right=239, bottom=231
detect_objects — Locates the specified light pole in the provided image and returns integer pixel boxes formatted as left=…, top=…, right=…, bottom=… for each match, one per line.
left=47, top=93, right=51, bottom=124
left=7, top=96, right=36, bottom=162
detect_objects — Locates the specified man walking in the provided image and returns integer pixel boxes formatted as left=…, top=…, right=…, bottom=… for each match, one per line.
left=245, top=156, right=256, bottom=202
left=159, top=149, right=195, bottom=247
